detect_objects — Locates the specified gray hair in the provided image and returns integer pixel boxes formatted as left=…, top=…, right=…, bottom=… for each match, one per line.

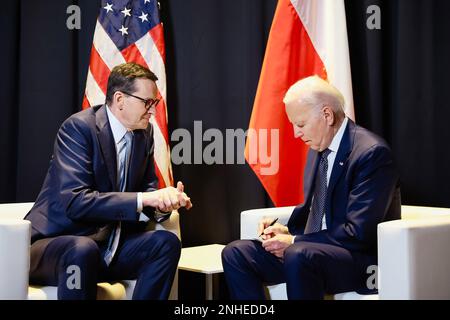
left=283, top=75, right=345, bottom=117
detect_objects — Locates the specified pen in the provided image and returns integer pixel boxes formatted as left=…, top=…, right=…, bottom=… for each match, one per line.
left=259, top=218, right=279, bottom=237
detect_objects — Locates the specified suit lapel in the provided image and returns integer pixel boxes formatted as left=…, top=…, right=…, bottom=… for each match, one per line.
left=304, top=150, right=319, bottom=204
left=96, top=105, right=117, bottom=190
left=287, top=149, right=318, bottom=232
left=325, top=120, right=355, bottom=223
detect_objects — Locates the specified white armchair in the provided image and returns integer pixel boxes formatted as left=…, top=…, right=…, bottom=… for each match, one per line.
left=240, top=205, right=450, bottom=300
left=0, top=202, right=180, bottom=300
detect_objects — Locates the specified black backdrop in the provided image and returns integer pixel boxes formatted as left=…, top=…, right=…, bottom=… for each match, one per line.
left=1, top=0, right=449, bottom=269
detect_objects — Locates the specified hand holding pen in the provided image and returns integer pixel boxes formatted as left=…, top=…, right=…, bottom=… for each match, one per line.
left=258, top=218, right=279, bottom=240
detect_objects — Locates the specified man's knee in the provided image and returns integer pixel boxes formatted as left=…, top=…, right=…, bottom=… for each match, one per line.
left=222, top=240, right=254, bottom=265
left=151, top=230, right=181, bottom=257
left=284, top=242, right=322, bottom=269
left=61, top=236, right=101, bottom=266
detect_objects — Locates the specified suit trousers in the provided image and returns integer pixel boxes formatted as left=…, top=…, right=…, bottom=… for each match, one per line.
left=221, top=239, right=376, bottom=299
left=29, top=227, right=181, bottom=300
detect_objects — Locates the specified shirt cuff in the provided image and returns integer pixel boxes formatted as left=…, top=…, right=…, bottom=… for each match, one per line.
left=137, top=192, right=171, bottom=222
left=137, top=192, right=143, bottom=212
left=291, top=235, right=296, bottom=244
left=136, top=193, right=149, bottom=221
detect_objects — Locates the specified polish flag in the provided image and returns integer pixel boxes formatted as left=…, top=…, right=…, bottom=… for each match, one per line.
left=245, top=0, right=354, bottom=207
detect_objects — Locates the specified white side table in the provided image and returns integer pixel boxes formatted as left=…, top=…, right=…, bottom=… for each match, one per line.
left=178, top=244, right=225, bottom=300
left=0, top=219, right=31, bottom=299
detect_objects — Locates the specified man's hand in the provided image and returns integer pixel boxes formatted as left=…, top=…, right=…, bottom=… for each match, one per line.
left=142, top=181, right=193, bottom=212
left=175, top=181, right=193, bottom=210
left=261, top=234, right=294, bottom=258
left=258, top=218, right=289, bottom=240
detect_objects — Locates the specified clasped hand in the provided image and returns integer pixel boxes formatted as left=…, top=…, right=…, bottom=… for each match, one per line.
left=142, top=181, right=193, bottom=212
left=258, top=217, right=294, bottom=258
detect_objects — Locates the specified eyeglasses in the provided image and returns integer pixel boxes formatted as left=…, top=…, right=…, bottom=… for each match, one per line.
left=121, top=91, right=160, bottom=110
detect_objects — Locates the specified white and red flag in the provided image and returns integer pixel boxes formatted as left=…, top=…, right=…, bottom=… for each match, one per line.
left=245, top=0, right=354, bottom=206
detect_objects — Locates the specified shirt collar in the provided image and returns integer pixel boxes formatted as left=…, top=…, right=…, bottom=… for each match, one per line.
left=106, top=104, right=128, bottom=144
left=328, top=117, right=349, bottom=153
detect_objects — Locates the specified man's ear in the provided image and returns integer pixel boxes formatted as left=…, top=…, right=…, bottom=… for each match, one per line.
left=322, top=105, right=335, bottom=126
left=113, top=91, right=125, bottom=110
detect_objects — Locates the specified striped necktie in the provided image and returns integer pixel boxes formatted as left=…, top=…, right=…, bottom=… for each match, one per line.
left=104, top=131, right=133, bottom=265
left=304, top=148, right=331, bottom=234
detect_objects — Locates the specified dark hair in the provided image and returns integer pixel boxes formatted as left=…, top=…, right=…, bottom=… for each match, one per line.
left=105, top=62, right=158, bottom=105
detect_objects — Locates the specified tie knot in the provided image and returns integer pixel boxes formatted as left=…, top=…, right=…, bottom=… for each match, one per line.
left=118, top=131, right=133, bottom=154
left=321, top=148, right=331, bottom=159
left=123, top=131, right=133, bottom=144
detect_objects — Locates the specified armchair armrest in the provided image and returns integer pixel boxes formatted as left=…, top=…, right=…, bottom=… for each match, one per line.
left=145, top=209, right=180, bottom=300
left=240, top=206, right=295, bottom=240
left=239, top=206, right=294, bottom=300
left=377, top=217, right=450, bottom=299
left=146, top=210, right=181, bottom=240
left=0, top=220, right=31, bottom=299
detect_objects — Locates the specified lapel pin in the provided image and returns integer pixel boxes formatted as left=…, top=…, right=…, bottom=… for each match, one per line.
left=339, top=162, right=344, bottom=166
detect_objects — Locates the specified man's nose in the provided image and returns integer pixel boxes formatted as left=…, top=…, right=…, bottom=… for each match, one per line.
left=294, top=126, right=303, bottom=138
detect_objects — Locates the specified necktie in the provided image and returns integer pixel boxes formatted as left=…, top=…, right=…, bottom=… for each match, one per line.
left=304, top=148, right=331, bottom=234
left=104, top=131, right=133, bottom=265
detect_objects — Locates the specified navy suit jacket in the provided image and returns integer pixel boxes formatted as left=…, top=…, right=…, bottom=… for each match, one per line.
left=25, top=105, right=162, bottom=243
left=287, top=119, right=401, bottom=254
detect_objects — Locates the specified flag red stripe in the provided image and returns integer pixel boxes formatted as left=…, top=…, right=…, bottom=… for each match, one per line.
left=154, top=161, right=167, bottom=189
left=121, top=43, right=149, bottom=69
left=154, top=97, right=169, bottom=144
left=82, top=94, right=90, bottom=109
left=149, top=24, right=166, bottom=63
left=88, top=46, right=111, bottom=96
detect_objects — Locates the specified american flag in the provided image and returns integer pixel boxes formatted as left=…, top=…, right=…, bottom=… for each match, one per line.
left=83, top=0, right=173, bottom=189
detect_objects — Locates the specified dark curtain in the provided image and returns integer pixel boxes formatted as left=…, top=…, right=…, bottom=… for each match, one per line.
left=345, top=0, right=450, bottom=207
left=1, top=0, right=449, bottom=252
left=0, top=0, right=100, bottom=204
left=162, top=0, right=276, bottom=246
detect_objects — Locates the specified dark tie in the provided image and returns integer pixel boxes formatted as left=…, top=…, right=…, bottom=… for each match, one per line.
left=104, top=131, right=133, bottom=265
left=304, top=148, right=331, bottom=234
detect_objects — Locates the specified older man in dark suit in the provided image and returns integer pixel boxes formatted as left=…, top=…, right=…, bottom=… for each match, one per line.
left=25, top=62, right=192, bottom=300
left=222, top=75, right=400, bottom=299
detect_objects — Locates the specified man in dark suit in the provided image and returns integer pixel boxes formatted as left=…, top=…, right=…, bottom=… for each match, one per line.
left=25, top=62, right=192, bottom=300
left=222, top=75, right=400, bottom=299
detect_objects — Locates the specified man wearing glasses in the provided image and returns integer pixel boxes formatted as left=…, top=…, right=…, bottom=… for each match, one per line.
left=25, top=62, right=192, bottom=300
